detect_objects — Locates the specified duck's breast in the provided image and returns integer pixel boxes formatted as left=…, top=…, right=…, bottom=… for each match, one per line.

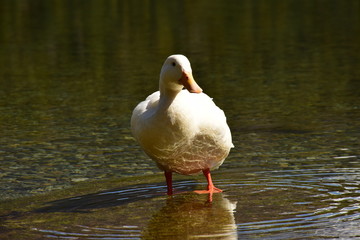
left=131, top=90, right=233, bottom=174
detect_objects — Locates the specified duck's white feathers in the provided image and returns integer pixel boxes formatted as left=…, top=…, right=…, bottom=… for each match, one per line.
left=131, top=89, right=233, bottom=175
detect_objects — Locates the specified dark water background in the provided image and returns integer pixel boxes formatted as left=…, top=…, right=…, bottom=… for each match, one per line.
left=0, top=0, right=359, bottom=239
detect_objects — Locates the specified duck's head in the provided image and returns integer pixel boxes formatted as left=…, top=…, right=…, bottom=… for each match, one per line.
left=159, top=54, right=202, bottom=94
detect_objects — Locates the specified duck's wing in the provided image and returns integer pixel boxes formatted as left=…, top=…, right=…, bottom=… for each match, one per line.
left=131, top=91, right=160, bottom=137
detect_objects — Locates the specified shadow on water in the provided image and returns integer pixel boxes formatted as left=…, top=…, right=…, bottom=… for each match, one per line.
left=34, top=180, right=196, bottom=213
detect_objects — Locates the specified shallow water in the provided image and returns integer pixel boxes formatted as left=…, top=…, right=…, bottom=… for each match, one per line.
left=0, top=0, right=360, bottom=239
left=1, top=166, right=360, bottom=239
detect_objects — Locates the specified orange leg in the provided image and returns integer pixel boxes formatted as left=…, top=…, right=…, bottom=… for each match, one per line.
left=204, top=168, right=222, bottom=192
left=195, top=169, right=223, bottom=194
left=164, top=171, right=173, bottom=195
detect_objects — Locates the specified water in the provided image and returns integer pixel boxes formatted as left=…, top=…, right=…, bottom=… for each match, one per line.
left=1, top=0, right=359, bottom=239
left=1, top=169, right=360, bottom=239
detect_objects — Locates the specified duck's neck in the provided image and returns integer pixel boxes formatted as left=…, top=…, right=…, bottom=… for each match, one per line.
left=158, top=76, right=183, bottom=110
left=158, top=84, right=182, bottom=111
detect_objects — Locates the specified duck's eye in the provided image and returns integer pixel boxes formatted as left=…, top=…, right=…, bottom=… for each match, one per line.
left=172, top=62, right=176, bottom=67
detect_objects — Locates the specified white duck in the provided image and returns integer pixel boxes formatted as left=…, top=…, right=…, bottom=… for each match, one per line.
left=131, top=54, right=233, bottom=196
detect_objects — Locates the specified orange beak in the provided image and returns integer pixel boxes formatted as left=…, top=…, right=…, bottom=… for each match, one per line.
left=179, top=71, right=203, bottom=93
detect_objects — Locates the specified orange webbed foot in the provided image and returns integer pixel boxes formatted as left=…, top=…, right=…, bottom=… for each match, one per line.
left=194, top=187, right=223, bottom=194
left=193, top=169, right=223, bottom=202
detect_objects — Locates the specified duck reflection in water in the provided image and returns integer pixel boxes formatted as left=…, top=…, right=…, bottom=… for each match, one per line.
left=143, top=193, right=238, bottom=239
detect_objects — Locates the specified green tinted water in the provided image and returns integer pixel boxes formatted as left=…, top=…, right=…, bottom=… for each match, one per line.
left=0, top=0, right=359, bottom=239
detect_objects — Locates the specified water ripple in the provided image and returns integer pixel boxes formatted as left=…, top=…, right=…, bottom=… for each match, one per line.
left=34, top=225, right=142, bottom=239
left=28, top=168, right=360, bottom=239
left=219, top=168, right=360, bottom=239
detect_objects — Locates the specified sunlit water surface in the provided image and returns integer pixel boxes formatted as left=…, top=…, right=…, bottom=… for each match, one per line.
left=2, top=167, right=360, bottom=239
left=0, top=0, right=359, bottom=239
